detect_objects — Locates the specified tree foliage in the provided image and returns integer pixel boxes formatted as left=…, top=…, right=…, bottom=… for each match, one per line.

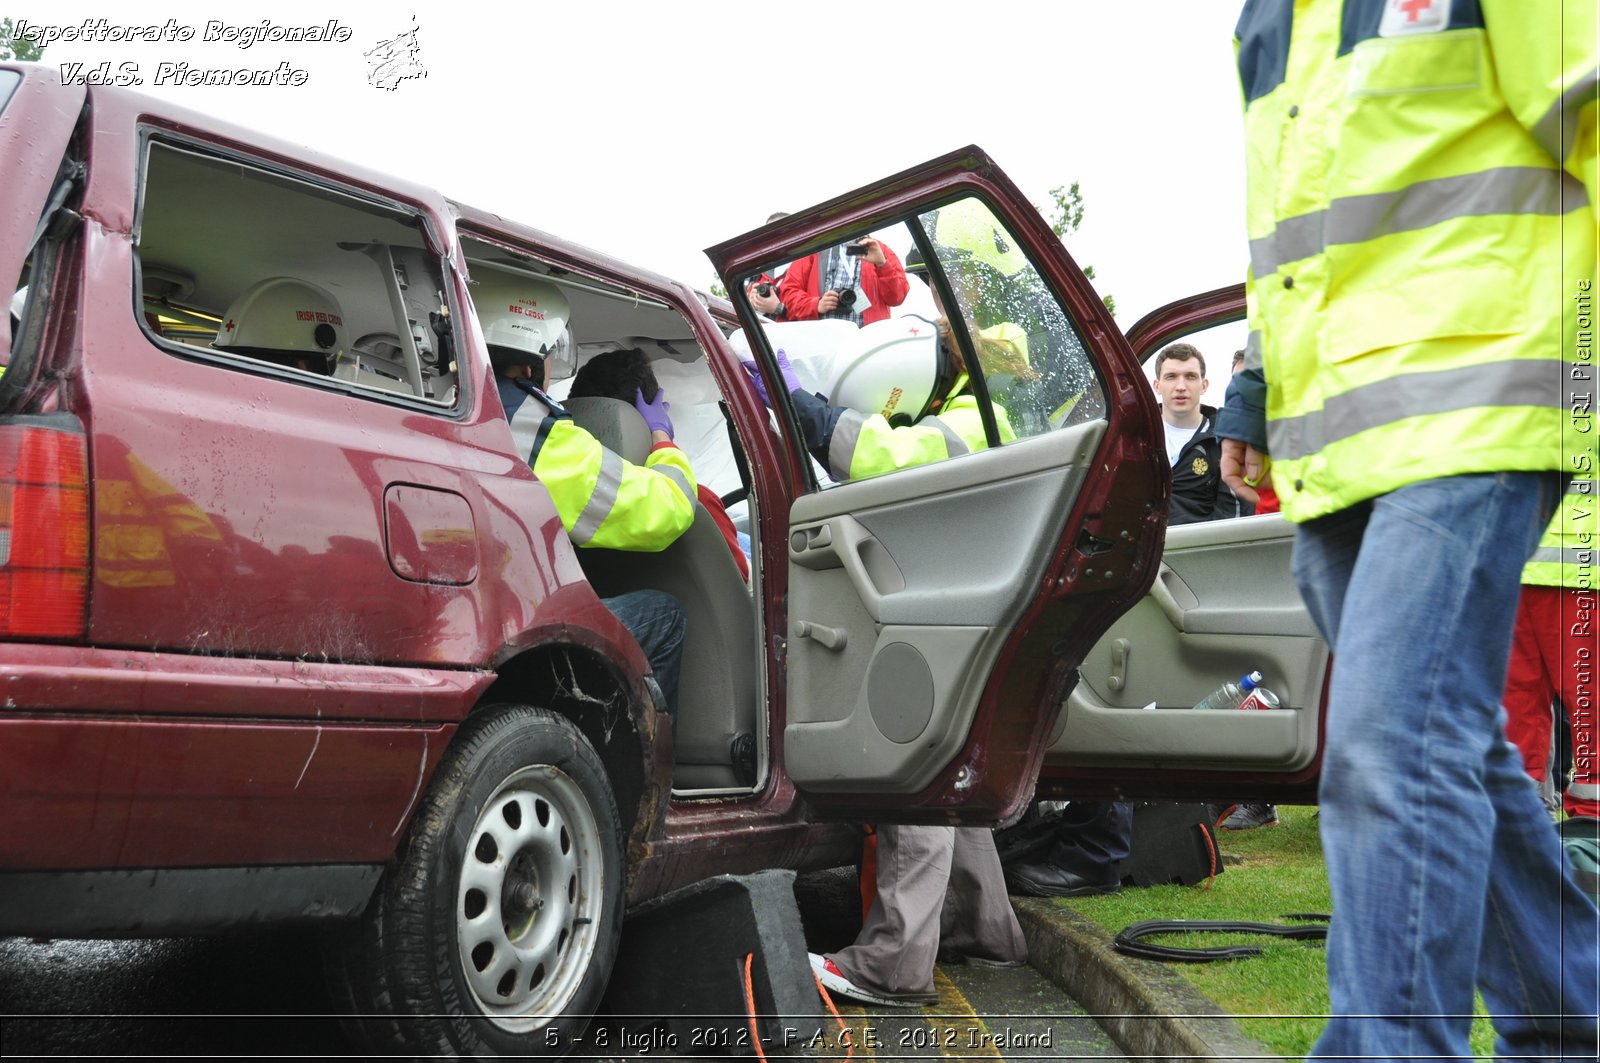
left=1045, top=182, right=1086, bottom=240
left=1, top=18, right=44, bottom=61
left=1040, top=181, right=1114, bottom=317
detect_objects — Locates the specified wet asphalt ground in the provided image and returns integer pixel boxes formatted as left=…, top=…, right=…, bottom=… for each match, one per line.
left=0, top=869, right=1122, bottom=1060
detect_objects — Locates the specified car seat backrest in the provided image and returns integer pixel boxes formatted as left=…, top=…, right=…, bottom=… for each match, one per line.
left=565, top=394, right=759, bottom=791
left=562, top=397, right=652, bottom=464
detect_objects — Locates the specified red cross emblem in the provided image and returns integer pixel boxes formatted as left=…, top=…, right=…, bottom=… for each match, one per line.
left=1382, top=0, right=1448, bottom=36
left=224, top=319, right=235, bottom=332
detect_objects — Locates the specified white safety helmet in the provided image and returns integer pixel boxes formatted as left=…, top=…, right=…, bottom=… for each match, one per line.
left=213, top=277, right=346, bottom=375
left=473, top=269, right=574, bottom=379
left=826, top=316, right=954, bottom=426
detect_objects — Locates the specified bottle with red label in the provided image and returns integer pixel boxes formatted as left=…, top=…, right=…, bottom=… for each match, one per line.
left=1192, top=670, right=1262, bottom=711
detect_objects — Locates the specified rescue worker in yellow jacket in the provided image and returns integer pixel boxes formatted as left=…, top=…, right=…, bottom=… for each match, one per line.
left=1217, top=2, right=1598, bottom=1058
left=747, top=249, right=1031, bottom=481
left=775, top=315, right=1022, bottom=481
left=482, top=270, right=692, bottom=716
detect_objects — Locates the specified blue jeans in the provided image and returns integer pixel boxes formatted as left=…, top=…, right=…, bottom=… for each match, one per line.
left=1294, top=473, right=1599, bottom=1061
left=603, top=589, right=685, bottom=720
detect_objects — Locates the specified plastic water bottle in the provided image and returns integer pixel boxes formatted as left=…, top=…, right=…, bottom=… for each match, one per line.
left=1192, top=671, right=1262, bottom=711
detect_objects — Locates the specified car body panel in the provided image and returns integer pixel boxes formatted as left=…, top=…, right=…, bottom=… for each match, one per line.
left=72, top=104, right=568, bottom=669
left=1, top=714, right=452, bottom=869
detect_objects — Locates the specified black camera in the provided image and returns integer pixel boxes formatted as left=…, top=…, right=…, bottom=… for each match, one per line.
left=835, top=289, right=857, bottom=310
left=844, top=242, right=869, bottom=257
left=753, top=282, right=773, bottom=298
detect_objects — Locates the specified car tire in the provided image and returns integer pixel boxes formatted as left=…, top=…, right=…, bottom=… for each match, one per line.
left=326, top=704, right=624, bottom=1058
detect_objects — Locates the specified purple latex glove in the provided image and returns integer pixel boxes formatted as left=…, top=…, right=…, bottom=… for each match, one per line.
left=741, top=348, right=803, bottom=409
left=634, top=387, right=673, bottom=439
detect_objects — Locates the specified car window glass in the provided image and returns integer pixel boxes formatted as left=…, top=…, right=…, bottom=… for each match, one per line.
left=135, top=140, right=458, bottom=406
left=6, top=255, right=29, bottom=369
left=735, top=200, right=1105, bottom=491
left=915, top=197, right=1105, bottom=439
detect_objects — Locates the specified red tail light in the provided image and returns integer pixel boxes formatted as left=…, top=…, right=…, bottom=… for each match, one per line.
left=0, top=420, right=89, bottom=639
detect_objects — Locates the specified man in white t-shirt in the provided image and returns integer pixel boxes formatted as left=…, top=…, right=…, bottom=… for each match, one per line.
left=1155, top=343, right=1252, bottom=524
left=1156, top=341, right=1271, bottom=831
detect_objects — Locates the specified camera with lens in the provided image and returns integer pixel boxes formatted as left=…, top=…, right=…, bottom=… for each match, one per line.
left=753, top=282, right=773, bottom=298
left=844, top=241, right=870, bottom=257
left=835, top=289, right=857, bottom=310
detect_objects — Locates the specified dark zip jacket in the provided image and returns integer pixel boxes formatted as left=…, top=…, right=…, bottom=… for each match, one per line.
left=1170, top=405, right=1254, bottom=526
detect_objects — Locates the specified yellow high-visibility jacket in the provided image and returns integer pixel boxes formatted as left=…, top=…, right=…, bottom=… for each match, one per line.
left=499, top=378, right=696, bottom=551
left=1232, top=0, right=1597, bottom=522
left=1524, top=479, right=1597, bottom=588
left=794, top=374, right=1016, bottom=482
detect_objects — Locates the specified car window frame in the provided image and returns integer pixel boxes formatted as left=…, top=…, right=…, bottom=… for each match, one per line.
left=129, top=127, right=469, bottom=418
left=730, top=191, right=1112, bottom=497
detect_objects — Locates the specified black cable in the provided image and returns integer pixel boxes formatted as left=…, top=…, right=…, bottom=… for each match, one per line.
left=1113, top=915, right=1330, bottom=963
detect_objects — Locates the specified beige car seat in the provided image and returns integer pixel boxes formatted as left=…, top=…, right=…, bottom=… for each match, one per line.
left=563, top=396, right=760, bottom=789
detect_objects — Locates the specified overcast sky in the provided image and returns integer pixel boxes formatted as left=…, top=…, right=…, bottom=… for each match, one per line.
left=20, top=1, right=1252, bottom=392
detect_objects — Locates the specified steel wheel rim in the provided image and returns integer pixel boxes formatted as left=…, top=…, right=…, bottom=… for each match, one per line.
left=455, top=763, right=605, bottom=1031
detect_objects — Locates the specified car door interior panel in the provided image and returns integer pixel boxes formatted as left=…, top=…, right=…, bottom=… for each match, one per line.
left=706, top=156, right=1169, bottom=815
left=785, top=422, right=1104, bottom=791
left=1049, top=513, right=1329, bottom=772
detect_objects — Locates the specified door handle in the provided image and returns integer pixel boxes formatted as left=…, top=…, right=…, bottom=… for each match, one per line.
left=1107, top=638, right=1130, bottom=692
left=789, top=517, right=901, bottom=623
left=1149, top=564, right=1194, bottom=632
left=795, top=621, right=848, bottom=651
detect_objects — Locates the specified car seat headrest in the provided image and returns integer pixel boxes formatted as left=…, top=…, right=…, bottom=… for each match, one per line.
left=563, top=396, right=652, bottom=465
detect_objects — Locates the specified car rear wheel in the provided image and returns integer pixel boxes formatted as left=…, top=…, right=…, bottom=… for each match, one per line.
left=327, top=704, right=623, bottom=1058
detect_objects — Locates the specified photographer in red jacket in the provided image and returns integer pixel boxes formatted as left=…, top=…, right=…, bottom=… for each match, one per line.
left=779, top=236, right=908, bottom=326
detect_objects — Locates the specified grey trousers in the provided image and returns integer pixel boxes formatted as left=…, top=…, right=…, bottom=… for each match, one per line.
left=828, top=824, right=1027, bottom=997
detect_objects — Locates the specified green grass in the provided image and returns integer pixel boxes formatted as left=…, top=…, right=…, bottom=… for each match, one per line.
left=1050, top=806, right=1493, bottom=1060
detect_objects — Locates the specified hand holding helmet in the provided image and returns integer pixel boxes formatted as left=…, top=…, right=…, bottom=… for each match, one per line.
left=742, top=347, right=802, bottom=409
left=634, top=387, right=674, bottom=439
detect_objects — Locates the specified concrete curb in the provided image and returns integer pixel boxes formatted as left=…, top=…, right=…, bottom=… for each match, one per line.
left=1014, top=898, right=1273, bottom=1062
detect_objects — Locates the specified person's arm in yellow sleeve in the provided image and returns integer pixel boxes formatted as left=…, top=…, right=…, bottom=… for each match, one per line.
left=1484, top=0, right=1598, bottom=203
left=532, top=419, right=697, bottom=552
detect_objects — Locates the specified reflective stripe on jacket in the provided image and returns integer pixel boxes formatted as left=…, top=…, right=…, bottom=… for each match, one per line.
left=1523, top=479, right=1598, bottom=588
left=1234, top=0, right=1596, bottom=522
left=499, top=378, right=696, bottom=551
left=793, top=377, right=1016, bottom=482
